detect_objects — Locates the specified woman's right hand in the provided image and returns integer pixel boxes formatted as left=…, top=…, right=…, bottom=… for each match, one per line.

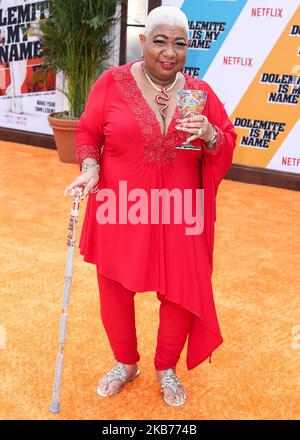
left=64, top=168, right=99, bottom=200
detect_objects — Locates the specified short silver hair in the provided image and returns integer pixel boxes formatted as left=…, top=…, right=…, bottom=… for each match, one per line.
left=144, top=6, right=189, bottom=38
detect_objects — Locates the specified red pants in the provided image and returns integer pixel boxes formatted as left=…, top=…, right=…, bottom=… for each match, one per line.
left=97, top=269, right=193, bottom=370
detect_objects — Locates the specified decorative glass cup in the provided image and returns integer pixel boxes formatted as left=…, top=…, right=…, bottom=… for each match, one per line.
left=176, top=89, right=207, bottom=150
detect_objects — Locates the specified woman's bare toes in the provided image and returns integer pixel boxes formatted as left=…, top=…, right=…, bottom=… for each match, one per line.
left=98, top=376, right=109, bottom=392
left=175, top=387, right=187, bottom=403
left=164, top=388, right=176, bottom=403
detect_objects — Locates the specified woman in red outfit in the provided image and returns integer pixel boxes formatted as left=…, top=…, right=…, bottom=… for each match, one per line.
left=65, top=6, right=236, bottom=407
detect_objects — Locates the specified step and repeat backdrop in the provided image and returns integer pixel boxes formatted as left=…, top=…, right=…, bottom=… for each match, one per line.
left=163, top=0, right=300, bottom=174
left=0, top=0, right=61, bottom=135
left=0, top=0, right=299, bottom=174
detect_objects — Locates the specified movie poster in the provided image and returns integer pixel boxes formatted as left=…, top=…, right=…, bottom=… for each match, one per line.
left=0, top=0, right=63, bottom=135
left=163, top=0, right=300, bottom=174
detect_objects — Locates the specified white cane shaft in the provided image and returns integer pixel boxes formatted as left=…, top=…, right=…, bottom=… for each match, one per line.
left=50, top=352, right=63, bottom=413
left=63, top=247, right=75, bottom=310
left=58, top=314, right=68, bottom=344
left=50, top=314, right=67, bottom=412
left=50, top=196, right=81, bottom=413
left=62, top=213, right=79, bottom=309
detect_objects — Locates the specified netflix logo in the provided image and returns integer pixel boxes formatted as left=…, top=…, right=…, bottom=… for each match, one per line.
left=282, top=157, right=300, bottom=167
left=223, top=56, right=253, bottom=67
left=251, top=8, right=283, bottom=18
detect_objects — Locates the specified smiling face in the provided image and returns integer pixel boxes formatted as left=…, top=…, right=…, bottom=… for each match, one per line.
left=139, top=24, right=188, bottom=83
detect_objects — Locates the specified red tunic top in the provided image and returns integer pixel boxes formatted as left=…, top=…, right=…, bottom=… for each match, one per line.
left=75, top=61, right=237, bottom=370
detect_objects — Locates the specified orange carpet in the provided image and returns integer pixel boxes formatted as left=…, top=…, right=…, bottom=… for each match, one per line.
left=0, top=140, right=299, bottom=420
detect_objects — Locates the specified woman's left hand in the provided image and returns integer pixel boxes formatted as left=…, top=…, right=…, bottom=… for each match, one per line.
left=175, top=115, right=213, bottom=145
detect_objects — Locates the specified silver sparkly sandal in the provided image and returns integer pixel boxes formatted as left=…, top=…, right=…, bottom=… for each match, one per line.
left=96, top=362, right=141, bottom=397
left=159, top=368, right=187, bottom=407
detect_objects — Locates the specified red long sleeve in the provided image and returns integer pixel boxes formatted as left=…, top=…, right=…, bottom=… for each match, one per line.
left=204, top=82, right=237, bottom=187
left=75, top=69, right=110, bottom=168
left=190, top=81, right=237, bottom=185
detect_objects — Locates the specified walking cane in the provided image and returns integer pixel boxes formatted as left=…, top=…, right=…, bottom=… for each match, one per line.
left=50, top=187, right=84, bottom=413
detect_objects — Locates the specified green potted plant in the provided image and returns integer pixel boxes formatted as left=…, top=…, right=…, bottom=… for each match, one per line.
left=39, top=0, right=121, bottom=163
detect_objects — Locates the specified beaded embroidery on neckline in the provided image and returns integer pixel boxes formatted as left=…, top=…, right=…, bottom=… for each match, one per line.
left=111, top=62, right=206, bottom=165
